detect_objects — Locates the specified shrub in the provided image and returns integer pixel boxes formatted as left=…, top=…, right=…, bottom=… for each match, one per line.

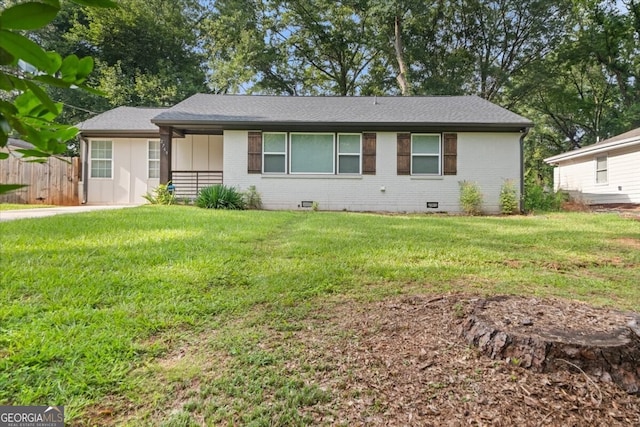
left=243, top=185, right=263, bottom=210
left=143, top=182, right=175, bottom=205
left=459, top=181, right=483, bottom=215
left=499, top=179, right=519, bottom=215
left=524, top=181, right=565, bottom=212
left=196, top=184, right=246, bottom=210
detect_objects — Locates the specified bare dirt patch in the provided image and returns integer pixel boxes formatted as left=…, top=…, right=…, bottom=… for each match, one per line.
left=296, top=294, right=640, bottom=426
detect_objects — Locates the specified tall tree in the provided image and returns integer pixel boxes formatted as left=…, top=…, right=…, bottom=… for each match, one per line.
left=65, top=0, right=208, bottom=106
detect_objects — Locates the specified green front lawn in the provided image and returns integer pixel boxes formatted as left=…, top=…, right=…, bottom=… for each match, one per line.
left=1, top=206, right=638, bottom=424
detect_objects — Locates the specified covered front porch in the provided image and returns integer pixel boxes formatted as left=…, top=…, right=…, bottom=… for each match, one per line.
left=159, top=126, right=224, bottom=200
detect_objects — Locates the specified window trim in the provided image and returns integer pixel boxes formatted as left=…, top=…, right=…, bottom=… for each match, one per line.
left=411, top=133, right=442, bottom=176
left=289, top=132, right=335, bottom=175
left=337, top=133, right=362, bottom=175
left=89, top=139, right=113, bottom=179
left=148, top=139, right=160, bottom=179
left=262, top=132, right=287, bottom=174
left=595, top=155, right=608, bottom=184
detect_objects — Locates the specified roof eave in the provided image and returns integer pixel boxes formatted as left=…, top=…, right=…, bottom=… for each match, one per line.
left=544, top=137, right=640, bottom=164
left=78, top=129, right=180, bottom=138
left=150, top=119, right=532, bottom=134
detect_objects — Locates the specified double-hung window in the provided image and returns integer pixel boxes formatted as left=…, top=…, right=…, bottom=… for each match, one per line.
left=337, top=134, right=361, bottom=174
left=596, top=156, right=607, bottom=184
left=411, top=134, right=441, bottom=175
left=148, top=140, right=160, bottom=179
left=290, top=133, right=334, bottom=174
left=263, top=133, right=287, bottom=173
left=90, top=140, right=113, bottom=178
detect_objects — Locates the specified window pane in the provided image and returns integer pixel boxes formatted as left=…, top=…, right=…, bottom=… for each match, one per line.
left=596, top=170, right=607, bottom=183
left=149, top=161, right=159, bottom=179
left=412, top=156, right=439, bottom=174
left=596, top=156, right=607, bottom=170
left=149, top=140, right=160, bottom=160
left=412, top=135, right=440, bottom=154
left=339, top=134, right=360, bottom=154
left=264, top=133, right=286, bottom=152
left=264, top=154, right=286, bottom=173
left=91, top=160, right=112, bottom=178
left=290, top=134, right=333, bottom=173
left=339, top=155, right=360, bottom=173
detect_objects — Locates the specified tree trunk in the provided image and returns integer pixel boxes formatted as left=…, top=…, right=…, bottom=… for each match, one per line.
left=393, top=16, right=410, bottom=96
left=459, top=296, right=640, bottom=395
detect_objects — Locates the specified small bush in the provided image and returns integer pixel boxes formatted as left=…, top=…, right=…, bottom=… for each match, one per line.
left=524, top=181, right=565, bottom=212
left=499, top=179, right=519, bottom=214
left=459, top=181, right=483, bottom=215
left=196, top=184, right=246, bottom=210
left=243, top=185, right=262, bottom=210
left=143, top=182, right=175, bottom=205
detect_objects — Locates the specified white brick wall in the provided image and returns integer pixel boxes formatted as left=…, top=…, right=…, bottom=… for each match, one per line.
left=224, top=130, right=521, bottom=213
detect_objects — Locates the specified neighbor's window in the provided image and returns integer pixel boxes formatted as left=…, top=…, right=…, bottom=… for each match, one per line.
left=338, top=134, right=361, bottom=174
left=290, top=133, right=334, bottom=174
left=263, top=132, right=287, bottom=173
left=596, top=156, right=608, bottom=184
left=411, top=134, right=441, bottom=175
left=90, top=140, right=113, bottom=178
left=148, top=140, right=160, bottom=179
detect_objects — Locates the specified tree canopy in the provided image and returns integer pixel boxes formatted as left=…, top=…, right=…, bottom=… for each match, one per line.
left=2, top=0, right=638, bottom=186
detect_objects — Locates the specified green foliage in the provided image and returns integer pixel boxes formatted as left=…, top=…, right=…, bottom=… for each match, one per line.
left=459, top=181, right=483, bottom=215
left=0, top=0, right=115, bottom=194
left=243, top=185, right=262, bottom=210
left=523, top=179, right=566, bottom=212
left=66, top=0, right=208, bottom=106
left=143, top=183, right=176, bottom=205
left=499, top=180, right=519, bottom=215
left=196, top=184, right=246, bottom=210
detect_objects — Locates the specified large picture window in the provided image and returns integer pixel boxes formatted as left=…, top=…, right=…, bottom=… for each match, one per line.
left=290, top=133, right=334, bottom=174
left=90, top=140, right=113, bottom=178
left=263, top=133, right=287, bottom=173
left=596, top=156, right=607, bottom=184
left=338, top=134, right=361, bottom=174
left=411, top=134, right=441, bottom=175
left=148, top=140, right=160, bottom=179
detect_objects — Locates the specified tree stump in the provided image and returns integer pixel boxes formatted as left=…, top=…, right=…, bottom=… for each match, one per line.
left=459, top=296, right=640, bottom=394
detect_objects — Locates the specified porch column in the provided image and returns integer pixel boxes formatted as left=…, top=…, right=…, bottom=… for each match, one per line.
left=159, top=126, right=173, bottom=184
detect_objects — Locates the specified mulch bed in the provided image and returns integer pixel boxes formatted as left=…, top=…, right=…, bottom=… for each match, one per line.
left=294, top=294, right=640, bottom=426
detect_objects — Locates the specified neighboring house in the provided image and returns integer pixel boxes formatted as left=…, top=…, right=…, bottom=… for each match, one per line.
left=544, top=127, right=640, bottom=205
left=78, top=94, right=532, bottom=213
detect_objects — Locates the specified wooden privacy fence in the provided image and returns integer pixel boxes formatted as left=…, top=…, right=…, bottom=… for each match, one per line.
left=0, top=156, right=80, bottom=205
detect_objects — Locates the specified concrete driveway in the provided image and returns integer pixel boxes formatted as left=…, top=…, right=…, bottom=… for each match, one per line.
left=0, top=205, right=140, bottom=222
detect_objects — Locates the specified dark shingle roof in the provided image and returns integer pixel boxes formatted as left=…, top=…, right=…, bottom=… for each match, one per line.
left=152, top=94, right=532, bottom=132
left=78, top=106, right=168, bottom=136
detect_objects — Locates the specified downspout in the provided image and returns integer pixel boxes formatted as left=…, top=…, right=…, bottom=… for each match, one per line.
left=81, top=136, right=89, bottom=204
left=519, top=127, right=530, bottom=213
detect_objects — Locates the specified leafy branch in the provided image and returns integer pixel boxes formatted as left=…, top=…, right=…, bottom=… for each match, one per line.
left=0, top=0, right=116, bottom=194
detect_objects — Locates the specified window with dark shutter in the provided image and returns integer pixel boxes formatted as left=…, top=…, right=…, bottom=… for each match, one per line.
left=247, top=131, right=262, bottom=173
left=443, top=133, right=457, bottom=175
left=397, top=133, right=411, bottom=175
left=362, top=132, right=376, bottom=175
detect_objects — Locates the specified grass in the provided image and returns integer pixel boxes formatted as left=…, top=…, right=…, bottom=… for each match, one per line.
left=0, top=203, right=55, bottom=210
left=1, top=206, right=639, bottom=424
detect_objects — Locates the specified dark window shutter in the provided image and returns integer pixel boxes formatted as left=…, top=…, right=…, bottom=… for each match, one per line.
left=397, top=133, right=411, bottom=175
left=362, top=132, right=376, bottom=175
left=248, top=131, right=262, bottom=174
left=443, top=133, right=457, bottom=175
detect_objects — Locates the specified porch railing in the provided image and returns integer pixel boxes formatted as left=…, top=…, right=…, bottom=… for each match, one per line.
left=170, top=170, right=223, bottom=200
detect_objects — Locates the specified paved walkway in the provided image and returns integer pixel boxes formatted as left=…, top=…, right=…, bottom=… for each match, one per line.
left=0, top=205, right=140, bottom=222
